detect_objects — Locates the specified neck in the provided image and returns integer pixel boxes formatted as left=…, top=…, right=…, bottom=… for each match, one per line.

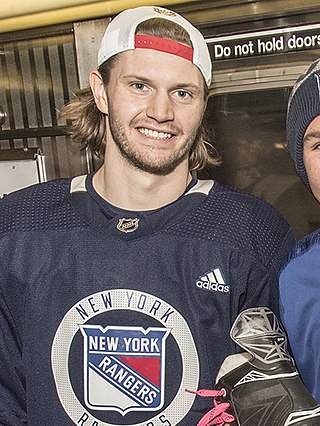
left=92, top=156, right=192, bottom=211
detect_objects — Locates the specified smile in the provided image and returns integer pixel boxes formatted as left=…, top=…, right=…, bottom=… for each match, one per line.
left=138, top=128, right=172, bottom=140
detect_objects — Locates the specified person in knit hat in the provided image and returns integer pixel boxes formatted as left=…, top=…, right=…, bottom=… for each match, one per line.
left=286, top=58, right=320, bottom=200
left=280, top=58, right=320, bottom=403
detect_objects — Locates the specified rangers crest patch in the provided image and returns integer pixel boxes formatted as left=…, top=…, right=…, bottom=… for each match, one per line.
left=51, top=289, right=199, bottom=425
left=80, top=325, right=170, bottom=413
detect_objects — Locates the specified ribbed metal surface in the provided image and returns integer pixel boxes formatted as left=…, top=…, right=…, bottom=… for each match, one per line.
left=0, top=30, right=88, bottom=180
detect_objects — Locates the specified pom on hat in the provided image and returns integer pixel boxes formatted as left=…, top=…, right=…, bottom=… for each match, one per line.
left=287, top=59, right=320, bottom=189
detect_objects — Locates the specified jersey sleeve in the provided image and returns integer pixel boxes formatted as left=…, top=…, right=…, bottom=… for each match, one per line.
left=0, top=289, right=27, bottom=424
left=237, top=228, right=295, bottom=320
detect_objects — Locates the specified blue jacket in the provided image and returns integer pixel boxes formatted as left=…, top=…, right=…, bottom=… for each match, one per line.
left=280, top=229, right=320, bottom=403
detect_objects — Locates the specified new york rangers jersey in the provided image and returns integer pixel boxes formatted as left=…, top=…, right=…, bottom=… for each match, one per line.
left=0, top=174, right=294, bottom=425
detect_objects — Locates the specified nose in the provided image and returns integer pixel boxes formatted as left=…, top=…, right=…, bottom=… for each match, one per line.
left=146, top=90, right=174, bottom=123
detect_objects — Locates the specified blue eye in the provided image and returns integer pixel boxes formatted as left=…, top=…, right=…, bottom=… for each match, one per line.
left=133, top=83, right=147, bottom=91
left=177, top=90, right=188, bottom=98
left=175, top=90, right=192, bottom=100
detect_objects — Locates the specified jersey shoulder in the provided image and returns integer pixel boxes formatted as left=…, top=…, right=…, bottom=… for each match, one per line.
left=0, top=178, right=88, bottom=233
left=207, top=181, right=291, bottom=228
left=168, top=181, right=295, bottom=268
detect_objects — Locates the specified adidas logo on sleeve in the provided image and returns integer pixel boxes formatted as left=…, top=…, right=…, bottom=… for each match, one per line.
left=196, top=268, right=230, bottom=293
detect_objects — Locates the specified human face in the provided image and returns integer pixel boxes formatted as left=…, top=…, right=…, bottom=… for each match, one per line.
left=303, top=115, right=320, bottom=202
left=104, top=48, right=206, bottom=175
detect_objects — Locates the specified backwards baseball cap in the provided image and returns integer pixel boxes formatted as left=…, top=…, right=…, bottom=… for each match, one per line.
left=287, top=58, right=320, bottom=189
left=97, top=5, right=212, bottom=87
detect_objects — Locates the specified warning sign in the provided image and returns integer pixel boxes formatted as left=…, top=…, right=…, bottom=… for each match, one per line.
left=206, top=24, right=320, bottom=60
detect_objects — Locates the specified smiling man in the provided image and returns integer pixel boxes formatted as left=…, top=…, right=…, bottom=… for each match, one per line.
left=91, top=40, right=207, bottom=209
left=0, top=6, right=295, bottom=426
left=280, top=58, right=320, bottom=404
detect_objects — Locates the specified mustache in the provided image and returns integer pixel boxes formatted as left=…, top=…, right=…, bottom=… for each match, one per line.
left=130, top=118, right=182, bottom=135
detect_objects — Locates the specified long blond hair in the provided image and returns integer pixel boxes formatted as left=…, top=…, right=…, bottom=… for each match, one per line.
left=60, top=18, right=220, bottom=171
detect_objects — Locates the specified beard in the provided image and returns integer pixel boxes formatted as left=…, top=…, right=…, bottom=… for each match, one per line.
left=107, top=106, right=199, bottom=176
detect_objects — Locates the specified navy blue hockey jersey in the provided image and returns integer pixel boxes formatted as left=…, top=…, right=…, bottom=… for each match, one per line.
left=0, top=175, right=294, bottom=425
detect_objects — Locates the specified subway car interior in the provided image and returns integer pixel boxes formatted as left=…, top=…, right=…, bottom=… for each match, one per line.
left=0, top=0, right=320, bottom=239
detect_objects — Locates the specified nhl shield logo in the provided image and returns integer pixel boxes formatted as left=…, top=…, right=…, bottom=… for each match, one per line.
left=117, top=218, right=140, bottom=233
left=80, top=325, right=171, bottom=414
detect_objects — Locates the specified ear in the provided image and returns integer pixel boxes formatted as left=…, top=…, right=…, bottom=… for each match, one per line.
left=89, top=69, right=108, bottom=114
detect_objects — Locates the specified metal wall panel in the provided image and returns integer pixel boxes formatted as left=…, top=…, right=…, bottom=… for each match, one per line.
left=0, top=29, right=89, bottom=180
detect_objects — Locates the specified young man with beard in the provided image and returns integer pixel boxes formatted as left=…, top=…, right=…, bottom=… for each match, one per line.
left=0, top=6, right=294, bottom=425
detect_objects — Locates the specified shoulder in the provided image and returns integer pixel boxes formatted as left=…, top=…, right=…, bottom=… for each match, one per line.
left=211, top=182, right=295, bottom=267
left=209, top=181, right=289, bottom=222
left=281, top=229, right=320, bottom=273
left=0, top=177, right=86, bottom=233
left=171, top=180, right=295, bottom=268
left=279, top=230, right=320, bottom=313
left=192, top=180, right=292, bottom=233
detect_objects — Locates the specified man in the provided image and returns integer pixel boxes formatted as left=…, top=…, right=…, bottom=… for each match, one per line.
left=280, top=58, right=320, bottom=404
left=0, top=6, right=294, bottom=425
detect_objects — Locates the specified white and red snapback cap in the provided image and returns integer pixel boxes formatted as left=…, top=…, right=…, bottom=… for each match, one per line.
left=97, top=6, right=212, bottom=87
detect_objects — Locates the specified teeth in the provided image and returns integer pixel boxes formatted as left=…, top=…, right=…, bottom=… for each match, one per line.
left=139, top=128, right=172, bottom=140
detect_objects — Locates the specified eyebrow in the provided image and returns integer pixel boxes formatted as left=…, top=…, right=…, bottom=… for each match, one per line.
left=303, top=130, right=320, bottom=144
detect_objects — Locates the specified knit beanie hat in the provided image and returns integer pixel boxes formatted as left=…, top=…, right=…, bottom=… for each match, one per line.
left=287, top=58, right=320, bottom=189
